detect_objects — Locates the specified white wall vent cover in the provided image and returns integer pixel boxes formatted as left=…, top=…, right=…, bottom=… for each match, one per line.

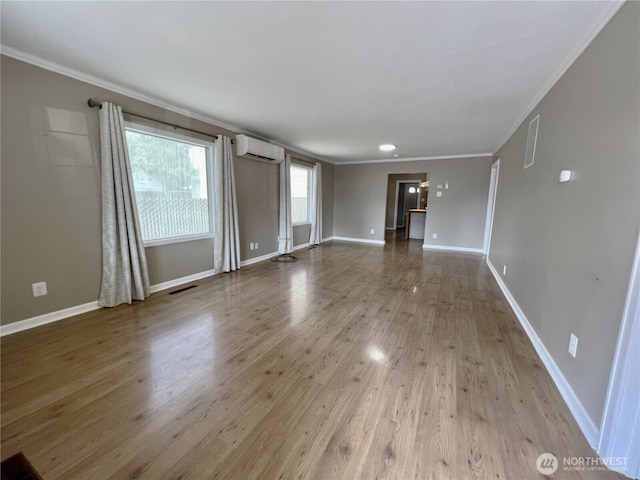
left=524, top=114, right=540, bottom=169
left=236, top=134, right=285, bottom=163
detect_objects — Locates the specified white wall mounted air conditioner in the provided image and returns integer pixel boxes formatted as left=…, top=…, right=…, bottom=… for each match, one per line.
left=236, top=134, right=285, bottom=163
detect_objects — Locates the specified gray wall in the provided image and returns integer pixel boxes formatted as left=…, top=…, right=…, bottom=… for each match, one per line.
left=489, top=2, right=639, bottom=426
left=334, top=157, right=492, bottom=248
left=1, top=56, right=334, bottom=325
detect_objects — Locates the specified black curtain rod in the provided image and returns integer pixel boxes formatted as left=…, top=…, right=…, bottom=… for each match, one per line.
left=87, top=98, right=230, bottom=142
left=291, top=156, right=316, bottom=167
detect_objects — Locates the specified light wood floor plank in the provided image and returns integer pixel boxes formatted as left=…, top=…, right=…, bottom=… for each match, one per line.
left=1, top=234, right=624, bottom=479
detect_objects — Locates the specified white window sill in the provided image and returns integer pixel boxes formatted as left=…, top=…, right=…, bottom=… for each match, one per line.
left=144, top=233, right=214, bottom=248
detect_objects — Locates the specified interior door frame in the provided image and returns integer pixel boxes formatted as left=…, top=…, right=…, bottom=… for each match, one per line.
left=392, top=180, right=421, bottom=230
left=597, top=231, right=640, bottom=478
left=482, top=159, right=500, bottom=255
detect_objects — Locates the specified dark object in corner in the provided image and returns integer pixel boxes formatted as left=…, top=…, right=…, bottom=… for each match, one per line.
left=1, top=452, right=43, bottom=480
left=271, top=254, right=297, bottom=263
left=168, top=285, right=198, bottom=295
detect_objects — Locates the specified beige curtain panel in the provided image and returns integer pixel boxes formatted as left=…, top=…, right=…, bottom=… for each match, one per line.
left=97, top=102, right=150, bottom=307
left=309, top=162, right=322, bottom=245
left=213, top=135, right=241, bottom=273
left=277, top=154, right=293, bottom=254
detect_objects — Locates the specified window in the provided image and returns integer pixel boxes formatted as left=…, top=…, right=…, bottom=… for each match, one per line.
left=291, top=164, right=311, bottom=224
left=125, top=123, right=214, bottom=246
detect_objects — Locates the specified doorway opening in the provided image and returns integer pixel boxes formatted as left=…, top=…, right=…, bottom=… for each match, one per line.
left=396, top=183, right=419, bottom=229
left=385, top=173, right=429, bottom=241
left=483, top=159, right=500, bottom=255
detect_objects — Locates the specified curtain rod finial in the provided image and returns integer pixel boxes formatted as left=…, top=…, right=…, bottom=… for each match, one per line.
left=87, top=98, right=101, bottom=109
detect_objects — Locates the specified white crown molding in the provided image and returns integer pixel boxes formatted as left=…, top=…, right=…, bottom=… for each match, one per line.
left=276, top=143, right=335, bottom=165
left=492, top=1, right=626, bottom=155
left=0, top=45, right=334, bottom=165
left=0, top=46, right=242, bottom=131
left=337, top=153, right=493, bottom=166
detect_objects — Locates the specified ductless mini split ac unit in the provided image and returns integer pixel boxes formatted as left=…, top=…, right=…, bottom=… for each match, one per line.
left=235, top=134, right=285, bottom=163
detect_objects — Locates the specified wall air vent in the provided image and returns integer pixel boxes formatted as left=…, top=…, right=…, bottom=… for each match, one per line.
left=524, top=114, right=540, bottom=169
left=168, top=285, right=197, bottom=295
left=236, top=134, right=285, bottom=163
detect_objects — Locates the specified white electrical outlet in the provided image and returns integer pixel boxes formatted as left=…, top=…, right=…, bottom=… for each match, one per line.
left=32, top=281, right=47, bottom=297
left=436, top=191, right=443, bottom=197
left=255, top=242, right=259, bottom=250
left=370, top=228, right=375, bottom=235
left=568, top=333, right=578, bottom=358
left=432, top=233, right=437, bottom=239
left=249, top=242, right=255, bottom=250
left=503, top=265, right=507, bottom=276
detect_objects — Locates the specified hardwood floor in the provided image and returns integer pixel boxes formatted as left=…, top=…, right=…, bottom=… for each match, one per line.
left=1, top=236, right=624, bottom=479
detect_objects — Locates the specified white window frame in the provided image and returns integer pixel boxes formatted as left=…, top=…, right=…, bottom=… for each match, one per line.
left=125, top=121, right=215, bottom=247
left=290, top=163, right=312, bottom=226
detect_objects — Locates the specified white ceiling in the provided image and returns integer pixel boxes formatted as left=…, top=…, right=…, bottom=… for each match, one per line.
left=0, top=1, right=623, bottom=164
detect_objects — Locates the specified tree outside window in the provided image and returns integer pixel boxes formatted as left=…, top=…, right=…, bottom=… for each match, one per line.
left=125, top=127, right=213, bottom=245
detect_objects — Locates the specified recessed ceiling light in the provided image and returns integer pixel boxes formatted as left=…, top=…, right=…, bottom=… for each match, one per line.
left=379, top=144, right=396, bottom=152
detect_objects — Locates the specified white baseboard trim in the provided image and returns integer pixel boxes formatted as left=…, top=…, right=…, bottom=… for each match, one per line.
left=150, top=269, right=216, bottom=294
left=486, top=258, right=599, bottom=447
left=332, top=236, right=385, bottom=246
left=0, top=300, right=101, bottom=337
left=1, top=269, right=219, bottom=337
left=241, top=251, right=276, bottom=267
left=294, top=242, right=311, bottom=251
left=322, top=235, right=335, bottom=243
left=241, top=243, right=319, bottom=268
left=422, top=244, right=483, bottom=254
left=4, top=242, right=343, bottom=334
